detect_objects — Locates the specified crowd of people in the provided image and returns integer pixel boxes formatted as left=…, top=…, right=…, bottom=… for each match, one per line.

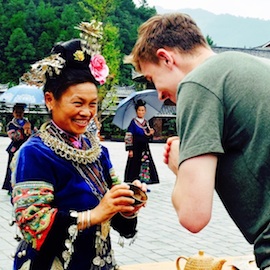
left=2, top=10, right=270, bottom=270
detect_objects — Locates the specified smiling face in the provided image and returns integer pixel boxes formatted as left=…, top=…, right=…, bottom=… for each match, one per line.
left=136, top=105, right=146, bottom=118
left=13, top=107, right=24, bottom=119
left=45, top=82, right=98, bottom=137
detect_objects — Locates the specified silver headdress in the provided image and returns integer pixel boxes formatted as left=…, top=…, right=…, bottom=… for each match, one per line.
left=21, top=54, right=66, bottom=86
left=74, top=20, right=103, bottom=57
left=21, top=20, right=108, bottom=86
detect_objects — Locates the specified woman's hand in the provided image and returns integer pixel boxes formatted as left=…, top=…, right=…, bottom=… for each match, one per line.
left=144, top=127, right=155, bottom=136
left=149, top=128, right=155, bottom=135
left=131, top=179, right=147, bottom=193
left=23, top=122, right=32, bottom=136
left=90, top=184, right=137, bottom=226
left=120, top=179, right=147, bottom=218
left=128, top=150, right=133, bottom=158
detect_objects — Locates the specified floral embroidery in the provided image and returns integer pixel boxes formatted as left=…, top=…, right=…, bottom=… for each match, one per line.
left=13, top=181, right=58, bottom=250
left=139, top=151, right=151, bottom=183
left=124, top=132, right=133, bottom=149
left=109, top=167, right=121, bottom=185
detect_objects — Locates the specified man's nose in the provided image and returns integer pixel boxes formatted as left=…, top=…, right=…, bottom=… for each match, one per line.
left=158, top=92, right=166, bottom=101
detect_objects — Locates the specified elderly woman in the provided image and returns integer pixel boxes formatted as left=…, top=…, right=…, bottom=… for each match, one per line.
left=11, top=21, right=146, bottom=270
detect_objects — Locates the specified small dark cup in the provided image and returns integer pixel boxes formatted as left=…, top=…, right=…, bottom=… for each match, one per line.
left=127, top=183, right=148, bottom=206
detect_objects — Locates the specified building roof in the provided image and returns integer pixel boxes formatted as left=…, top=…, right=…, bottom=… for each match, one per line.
left=212, top=46, right=270, bottom=58
left=254, top=41, right=270, bottom=49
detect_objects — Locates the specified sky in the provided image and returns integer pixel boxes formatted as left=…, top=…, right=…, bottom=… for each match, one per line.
left=134, top=0, right=270, bottom=20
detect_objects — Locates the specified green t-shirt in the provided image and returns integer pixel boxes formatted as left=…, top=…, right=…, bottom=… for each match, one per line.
left=177, top=51, right=270, bottom=267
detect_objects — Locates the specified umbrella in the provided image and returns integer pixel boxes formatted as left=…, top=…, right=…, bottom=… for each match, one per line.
left=0, top=84, right=45, bottom=107
left=112, top=89, right=164, bottom=130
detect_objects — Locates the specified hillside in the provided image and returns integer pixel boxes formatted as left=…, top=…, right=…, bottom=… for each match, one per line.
left=155, top=6, right=270, bottom=48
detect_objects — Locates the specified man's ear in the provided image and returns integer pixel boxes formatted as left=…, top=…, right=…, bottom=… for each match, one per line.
left=156, top=48, right=173, bottom=66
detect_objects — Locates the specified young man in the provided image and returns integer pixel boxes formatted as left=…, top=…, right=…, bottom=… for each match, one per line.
left=126, top=12, right=270, bottom=269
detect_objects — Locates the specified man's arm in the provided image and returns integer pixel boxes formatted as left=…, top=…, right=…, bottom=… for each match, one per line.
left=164, top=138, right=217, bottom=233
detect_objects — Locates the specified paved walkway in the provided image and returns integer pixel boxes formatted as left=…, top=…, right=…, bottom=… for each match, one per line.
left=0, top=137, right=253, bottom=269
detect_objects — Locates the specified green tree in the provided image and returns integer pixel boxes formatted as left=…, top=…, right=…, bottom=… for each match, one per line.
left=0, top=0, right=156, bottom=85
left=109, top=0, right=156, bottom=85
left=5, top=28, right=35, bottom=83
left=36, top=31, right=53, bottom=59
left=25, top=0, right=39, bottom=44
left=79, top=0, right=122, bottom=121
left=58, top=5, right=83, bottom=41
left=0, top=1, right=7, bottom=78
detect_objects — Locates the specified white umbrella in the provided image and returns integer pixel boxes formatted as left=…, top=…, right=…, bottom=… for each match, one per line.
left=112, top=89, right=164, bottom=130
left=0, top=84, right=46, bottom=112
left=0, top=84, right=44, bottom=105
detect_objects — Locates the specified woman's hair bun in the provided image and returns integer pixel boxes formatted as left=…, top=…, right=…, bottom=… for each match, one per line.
left=136, top=99, right=146, bottom=106
left=135, top=99, right=146, bottom=110
left=51, top=39, right=91, bottom=70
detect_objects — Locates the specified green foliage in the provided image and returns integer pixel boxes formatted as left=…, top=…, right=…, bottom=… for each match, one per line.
left=101, top=115, right=126, bottom=139
left=98, top=23, right=121, bottom=108
left=109, top=0, right=156, bottom=85
left=4, top=28, right=36, bottom=83
left=0, top=0, right=83, bottom=83
left=0, top=0, right=156, bottom=88
left=162, top=118, right=176, bottom=136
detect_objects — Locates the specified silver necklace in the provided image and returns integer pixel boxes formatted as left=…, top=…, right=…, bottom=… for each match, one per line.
left=39, top=130, right=101, bottom=164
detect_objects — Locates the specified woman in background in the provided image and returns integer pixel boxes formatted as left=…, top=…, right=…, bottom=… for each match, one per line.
left=124, top=99, right=159, bottom=186
left=2, top=103, right=31, bottom=194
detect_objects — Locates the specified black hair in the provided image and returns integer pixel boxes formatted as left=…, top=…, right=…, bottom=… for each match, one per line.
left=13, top=103, right=25, bottom=112
left=135, top=99, right=146, bottom=110
left=44, top=39, right=99, bottom=100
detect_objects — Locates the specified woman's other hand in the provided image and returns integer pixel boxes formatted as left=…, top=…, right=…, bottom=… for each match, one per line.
left=23, top=122, right=32, bottom=136
left=120, top=179, right=147, bottom=218
left=149, top=128, right=155, bottom=135
left=131, top=179, right=147, bottom=193
left=128, top=150, right=133, bottom=158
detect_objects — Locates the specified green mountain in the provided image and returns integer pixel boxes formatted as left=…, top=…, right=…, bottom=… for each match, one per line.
left=155, top=7, right=270, bottom=48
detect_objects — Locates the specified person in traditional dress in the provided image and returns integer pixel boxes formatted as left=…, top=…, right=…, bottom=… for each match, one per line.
left=11, top=21, right=147, bottom=270
left=124, top=99, right=159, bottom=186
left=2, top=103, right=31, bottom=193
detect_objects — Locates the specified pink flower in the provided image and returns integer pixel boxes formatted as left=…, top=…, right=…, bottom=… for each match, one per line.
left=89, top=54, right=109, bottom=85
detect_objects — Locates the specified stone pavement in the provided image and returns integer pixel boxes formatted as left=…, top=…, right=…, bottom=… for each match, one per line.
left=0, top=136, right=253, bottom=270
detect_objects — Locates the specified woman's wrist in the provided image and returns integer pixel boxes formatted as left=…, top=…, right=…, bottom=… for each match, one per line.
left=70, top=210, right=91, bottom=230
left=120, top=211, right=138, bottom=219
